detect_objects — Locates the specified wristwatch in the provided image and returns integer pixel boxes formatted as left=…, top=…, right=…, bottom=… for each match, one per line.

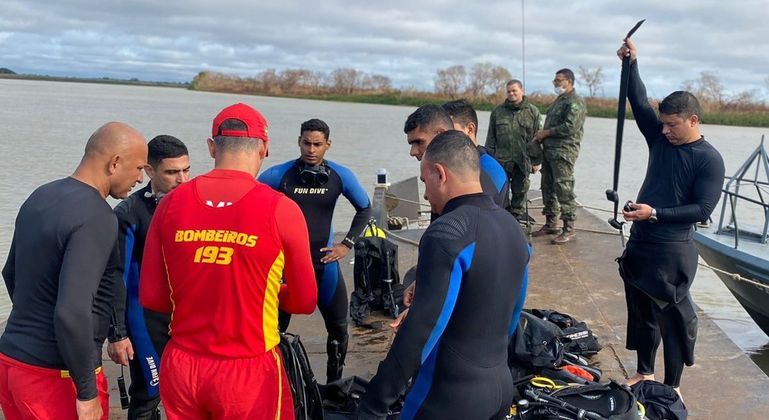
left=341, top=237, right=356, bottom=249
left=649, top=208, right=658, bottom=223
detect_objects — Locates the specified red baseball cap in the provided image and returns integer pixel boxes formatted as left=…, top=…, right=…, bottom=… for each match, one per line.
left=211, top=103, right=269, bottom=142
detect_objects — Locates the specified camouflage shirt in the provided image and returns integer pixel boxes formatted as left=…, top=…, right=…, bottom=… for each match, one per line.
left=542, top=90, right=587, bottom=153
left=485, top=96, right=542, bottom=171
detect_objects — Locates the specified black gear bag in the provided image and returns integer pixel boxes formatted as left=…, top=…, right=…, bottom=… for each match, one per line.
left=350, top=224, right=403, bottom=324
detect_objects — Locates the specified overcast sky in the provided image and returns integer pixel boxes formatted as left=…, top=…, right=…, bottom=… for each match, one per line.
left=1, top=1, right=767, bottom=99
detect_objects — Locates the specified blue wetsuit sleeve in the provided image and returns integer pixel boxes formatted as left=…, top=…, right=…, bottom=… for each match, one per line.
left=627, top=60, right=663, bottom=146
left=509, top=245, right=531, bottom=335
left=358, top=227, right=471, bottom=417
left=107, top=204, right=132, bottom=342
left=2, top=233, right=16, bottom=300
left=55, top=211, right=118, bottom=400
left=329, top=162, right=372, bottom=239
left=258, top=162, right=293, bottom=190
left=479, top=154, right=509, bottom=208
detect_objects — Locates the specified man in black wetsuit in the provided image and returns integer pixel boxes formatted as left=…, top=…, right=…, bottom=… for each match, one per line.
left=406, top=104, right=509, bottom=208
left=0, top=122, right=147, bottom=420
left=357, top=131, right=529, bottom=419
left=616, top=38, right=725, bottom=398
left=259, top=118, right=371, bottom=382
left=105, top=135, right=190, bottom=420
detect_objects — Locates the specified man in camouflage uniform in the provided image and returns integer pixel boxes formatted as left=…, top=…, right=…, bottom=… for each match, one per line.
left=486, top=79, right=542, bottom=222
left=532, top=68, right=587, bottom=244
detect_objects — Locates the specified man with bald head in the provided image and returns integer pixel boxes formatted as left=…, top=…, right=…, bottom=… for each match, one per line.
left=0, top=122, right=147, bottom=420
left=358, top=131, right=528, bottom=419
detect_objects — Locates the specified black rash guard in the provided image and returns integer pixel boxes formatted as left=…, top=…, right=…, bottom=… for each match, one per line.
left=627, top=60, right=725, bottom=243
left=1, top=177, right=118, bottom=400
left=357, top=193, right=529, bottom=420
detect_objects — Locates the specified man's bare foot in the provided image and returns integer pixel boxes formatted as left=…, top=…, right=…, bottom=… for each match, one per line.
left=624, top=372, right=654, bottom=386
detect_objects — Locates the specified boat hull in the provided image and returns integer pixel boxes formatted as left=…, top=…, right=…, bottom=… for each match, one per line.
left=694, top=231, right=769, bottom=335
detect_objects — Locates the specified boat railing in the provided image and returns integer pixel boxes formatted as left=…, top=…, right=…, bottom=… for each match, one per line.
left=716, top=135, right=769, bottom=248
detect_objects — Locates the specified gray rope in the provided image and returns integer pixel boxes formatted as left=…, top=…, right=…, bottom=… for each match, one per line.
left=384, top=194, right=431, bottom=208
left=382, top=228, right=421, bottom=247
left=698, top=261, right=769, bottom=291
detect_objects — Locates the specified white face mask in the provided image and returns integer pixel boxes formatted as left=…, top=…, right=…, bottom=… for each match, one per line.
left=554, top=85, right=567, bottom=95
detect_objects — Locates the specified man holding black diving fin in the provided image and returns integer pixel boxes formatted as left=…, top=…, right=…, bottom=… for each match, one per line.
left=616, top=37, right=724, bottom=399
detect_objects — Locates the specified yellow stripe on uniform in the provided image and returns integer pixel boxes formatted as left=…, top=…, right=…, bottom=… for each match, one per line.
left=60, top=366, right=102, bottom=379
left=263, top=251, right=285, bottom=351
left=272, top=347, right=283, bottom=420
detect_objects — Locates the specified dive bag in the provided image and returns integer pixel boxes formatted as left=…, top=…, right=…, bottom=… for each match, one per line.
left=350, top=225, right=403, bottom=325
left=630, top=380, right=687, bottom=420
left=278, top=333, right=324, bottom=420
left=528, top=309, right=602, bottom=356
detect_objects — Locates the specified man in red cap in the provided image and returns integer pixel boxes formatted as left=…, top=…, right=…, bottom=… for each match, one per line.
left=140, top=103, right=318, bottom=419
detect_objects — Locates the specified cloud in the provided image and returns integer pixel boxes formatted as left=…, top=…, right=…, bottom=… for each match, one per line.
left=0, top=0, right=767, bottom=98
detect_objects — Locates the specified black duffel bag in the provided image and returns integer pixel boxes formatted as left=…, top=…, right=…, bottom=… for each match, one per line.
left=320, top=376, right=401, bottom=419
left=630, top=380, right=687, bottom=420
left=528, top=309, right=602, bottom=356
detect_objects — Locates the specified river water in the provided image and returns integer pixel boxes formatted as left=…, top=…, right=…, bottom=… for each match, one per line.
left=1, top=79, right=767, bottom=369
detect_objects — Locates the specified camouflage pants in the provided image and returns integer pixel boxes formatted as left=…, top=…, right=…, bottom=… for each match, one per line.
left=505, top=163, right=530, bottom=216
left=540, top=147, right=578, bottom=221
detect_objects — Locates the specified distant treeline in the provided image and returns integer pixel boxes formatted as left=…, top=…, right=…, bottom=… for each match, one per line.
left=0, top=72, right=189, bottom=88
left=189, top=66, right=769, bottom=128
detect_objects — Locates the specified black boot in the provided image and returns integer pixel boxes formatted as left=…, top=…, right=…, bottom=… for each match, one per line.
left=326, top=335, right=349, bottom=383
left=552, top=220, right=576, bottom=244
left=532, top=215, right=560, bottom=237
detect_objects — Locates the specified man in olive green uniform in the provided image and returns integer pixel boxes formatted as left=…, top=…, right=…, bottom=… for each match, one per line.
left=532, top=68, right=587, bottom=244
left=486, top=79, right=542, bottom=222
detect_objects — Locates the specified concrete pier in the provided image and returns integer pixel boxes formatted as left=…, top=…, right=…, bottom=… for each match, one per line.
left=81, top=205, right=769, bottom=418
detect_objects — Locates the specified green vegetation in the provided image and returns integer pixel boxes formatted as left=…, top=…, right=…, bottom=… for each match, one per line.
left=0, top=68, right=16, bottom=75
left=190, top=69, right=769, bottom=128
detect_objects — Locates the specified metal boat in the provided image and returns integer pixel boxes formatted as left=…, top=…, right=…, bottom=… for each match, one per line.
left=694, top=137, right=769, bottom=335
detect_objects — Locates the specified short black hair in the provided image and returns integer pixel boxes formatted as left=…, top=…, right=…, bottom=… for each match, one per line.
left=659, top=91, right=702, bottom=119
left=441, top=100, right=478, bottom=130
left=424, top=130, right=480, bottom=175
left=213, top=119, right=259, bottom=152
left=147, top=135, right=188, bottom=168
left=506, top=79, right=523, bottom=88
left=300, top=118, right=330, bottom=139
left=404, top=105, right=454, bottom=134
left=556, top=68, right=575, bottom=84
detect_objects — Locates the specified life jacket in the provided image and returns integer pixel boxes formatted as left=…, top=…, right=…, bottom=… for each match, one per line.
left=514, top=380, right=641, bottom=420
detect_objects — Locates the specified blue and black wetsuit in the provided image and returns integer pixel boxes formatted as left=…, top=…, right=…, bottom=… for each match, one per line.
left=429, top=146, right=510, bottom=222
left=617, top=60, right=724, bottom=388
left=259, top=159, right=371, bottom=382
left=479, top=144, right=527, bottom=334
left=105, top=183, right=169, bottom=420
left=357, top=193, right=529, bottom=420
left=478, top=145, right=510, bottom=209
